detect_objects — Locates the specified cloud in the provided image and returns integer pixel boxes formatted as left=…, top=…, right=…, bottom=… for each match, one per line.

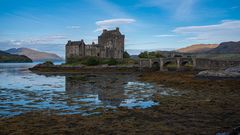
left=96, top=18, right=136, bottom=26
left=66, top=25, right=81, bottom=29
left=138, top=0, right=197, bottom=20
left=153, top=35, right=176, bottom=37
left=28, top=35, right=67, bottom=44
left=1, top=35, right=67, bottom=46
left=95, top=18, right=136, bottom=31
left=173, top=20, right=240, bottom=42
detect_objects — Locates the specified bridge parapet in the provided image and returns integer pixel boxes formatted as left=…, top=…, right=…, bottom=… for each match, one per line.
left=139, top=57, right=194, bottom=71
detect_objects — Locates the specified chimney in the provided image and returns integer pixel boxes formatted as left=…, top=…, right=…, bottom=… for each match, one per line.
left=103, top=29, right=107, bottom=32
left=116, top=27, right=119, bottom=31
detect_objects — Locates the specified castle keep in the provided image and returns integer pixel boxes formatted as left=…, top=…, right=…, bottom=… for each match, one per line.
left=66, top=28, right=124, bottom=61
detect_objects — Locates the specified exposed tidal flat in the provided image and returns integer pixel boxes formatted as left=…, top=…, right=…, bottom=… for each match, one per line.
left=0, top=63, right=240, bottom=134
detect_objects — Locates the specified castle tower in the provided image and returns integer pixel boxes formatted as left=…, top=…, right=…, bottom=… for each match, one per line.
left=98, top=27, right=125, bottom=59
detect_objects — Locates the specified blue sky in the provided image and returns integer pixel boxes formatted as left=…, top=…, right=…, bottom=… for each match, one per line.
left=0, top=0, right=240, bottom=56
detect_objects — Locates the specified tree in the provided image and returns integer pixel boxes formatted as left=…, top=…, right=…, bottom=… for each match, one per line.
left=123, top=51, right=130, bottom=58
left=138, top=51, right=165, bottom=58
left=138, top=51, right=149, bottom=58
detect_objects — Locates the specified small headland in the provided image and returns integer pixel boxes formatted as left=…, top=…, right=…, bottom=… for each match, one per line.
left=29, top=58, right=140, bottom=74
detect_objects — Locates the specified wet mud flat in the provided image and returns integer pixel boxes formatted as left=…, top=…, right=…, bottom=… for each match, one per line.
left=1, top=71, right=240, bottom=134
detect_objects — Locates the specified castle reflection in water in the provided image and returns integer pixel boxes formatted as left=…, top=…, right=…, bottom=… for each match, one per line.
left=65, top=74, right=129, bottom=107
left=65, top=74, right=159, bottom=108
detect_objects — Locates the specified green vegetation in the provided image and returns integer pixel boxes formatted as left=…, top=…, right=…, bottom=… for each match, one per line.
left=82, top=57, right=100, bottom=66
left=123, top=51, right=130, bottom=58
left=138, top=51, right=165, bottom=58
left=66, top=57, right=137, bottom=66
left=41, top=61, right=54, bottom=66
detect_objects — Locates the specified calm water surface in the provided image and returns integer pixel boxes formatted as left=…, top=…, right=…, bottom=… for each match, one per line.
left=0, top=63, right=179, bottom=117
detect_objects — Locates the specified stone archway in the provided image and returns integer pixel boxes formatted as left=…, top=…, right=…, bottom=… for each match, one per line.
left=151, top=62, right=160, bottom=71
left=181, top=61, right=190, bottom=66
left=163, top=61, right=176, bottom=71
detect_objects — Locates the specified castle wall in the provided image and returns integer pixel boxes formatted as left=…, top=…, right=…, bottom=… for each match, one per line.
left=66, top=44, right=80, bottom=59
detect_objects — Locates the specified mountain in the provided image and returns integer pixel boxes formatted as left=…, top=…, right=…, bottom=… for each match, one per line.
left=6, top=48, right=63, bottom=62
left=177, top=44, right=219, bottom=53
left=208, top=41, right=240, bottom=54
left=0, top=50, right=32, bottom=63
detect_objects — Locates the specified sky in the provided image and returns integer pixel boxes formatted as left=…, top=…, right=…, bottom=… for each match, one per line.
left=0, top=0, right=240, bottom=56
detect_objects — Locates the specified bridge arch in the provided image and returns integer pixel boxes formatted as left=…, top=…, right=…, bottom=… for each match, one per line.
left=181, top=61, right=190, bottom=66
left=151, top=62, right=160, bottom=71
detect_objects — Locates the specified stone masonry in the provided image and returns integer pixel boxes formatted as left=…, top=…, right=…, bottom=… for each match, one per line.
left=66, top=28, right=124, bottom=62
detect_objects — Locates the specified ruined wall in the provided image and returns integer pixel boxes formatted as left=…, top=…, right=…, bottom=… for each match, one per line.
left=195, top=58, right=240, bottom=70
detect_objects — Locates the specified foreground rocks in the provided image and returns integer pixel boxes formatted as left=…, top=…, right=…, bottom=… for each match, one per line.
left=197, top=65, right=240, bottom=78
left=197, top=70, right=240, bottom=78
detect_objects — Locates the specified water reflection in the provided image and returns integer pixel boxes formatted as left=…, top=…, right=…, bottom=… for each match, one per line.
left=0, top=63, right=179, bottom=117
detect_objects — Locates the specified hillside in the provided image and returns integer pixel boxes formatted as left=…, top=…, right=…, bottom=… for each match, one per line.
left=208, top=41, right=240, bottom=54
left=6, top=48, right=63, bottom=62
left=0, top=50, right=32, bottom=63
left=177, top=44, right=219, bottom=53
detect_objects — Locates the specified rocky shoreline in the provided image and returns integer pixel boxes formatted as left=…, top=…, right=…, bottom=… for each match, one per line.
left=1, top=71, right=240, bottom=134
left=29, top=61, right=141, bottom=74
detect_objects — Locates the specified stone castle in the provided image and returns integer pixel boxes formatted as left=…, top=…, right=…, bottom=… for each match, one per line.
left=66, top=28, right=124, bottom=61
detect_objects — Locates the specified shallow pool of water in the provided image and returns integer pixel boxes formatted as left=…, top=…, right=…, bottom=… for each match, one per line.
left=0, top=63, right=179, bottom=117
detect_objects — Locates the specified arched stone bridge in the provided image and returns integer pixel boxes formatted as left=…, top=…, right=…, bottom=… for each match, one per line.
left=139, top=57, right=196, bottom=71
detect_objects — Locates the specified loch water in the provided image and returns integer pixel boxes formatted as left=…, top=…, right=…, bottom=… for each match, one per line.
left=0, top=63, right=179, bottom=117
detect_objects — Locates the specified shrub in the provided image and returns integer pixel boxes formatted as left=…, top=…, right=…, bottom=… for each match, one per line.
left=107, top=58, right=118, bottom=65
left=82, top=57, right=100, bottom=66
left=138, top=51, right=165, bottom=58
left=43, top=61, right=54, bottom=66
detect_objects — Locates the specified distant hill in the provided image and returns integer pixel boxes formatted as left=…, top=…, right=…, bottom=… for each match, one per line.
left=208, top=41, right=240, bottom=54
left=6, top=48, right=63, bottom=62
left=177, top=44, right=219, bottom=53
left=0, top=50, right=32, bottom=63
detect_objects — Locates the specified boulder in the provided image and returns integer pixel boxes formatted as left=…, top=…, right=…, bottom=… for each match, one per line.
left=197, top=70, right=240, bottom=78
left=225, top=65, right=240, bottom=73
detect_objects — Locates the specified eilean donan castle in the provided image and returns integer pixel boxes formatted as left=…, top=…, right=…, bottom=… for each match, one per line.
left=66, top=28, right=124, bottom=62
